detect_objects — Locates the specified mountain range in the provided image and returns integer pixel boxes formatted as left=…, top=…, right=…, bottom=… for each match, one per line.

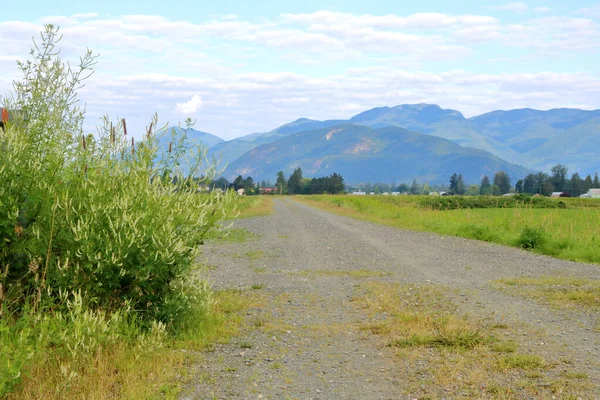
left=175, top=104, right=600, bottom=184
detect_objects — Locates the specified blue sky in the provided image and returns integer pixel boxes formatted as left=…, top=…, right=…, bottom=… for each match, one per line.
left=1, top=0, right=600, bottom=139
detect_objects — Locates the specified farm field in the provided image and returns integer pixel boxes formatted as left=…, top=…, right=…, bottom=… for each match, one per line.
left=297, top=195, right=600, bottom=264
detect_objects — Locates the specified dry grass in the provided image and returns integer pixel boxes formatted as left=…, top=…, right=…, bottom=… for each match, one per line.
left=236, top=196, right=274, bottom=219
left=494, top=275, right=600, bottom=309
left=353, top=281, right=594, bottom=399
left=6, top=289, right=265, bottom=400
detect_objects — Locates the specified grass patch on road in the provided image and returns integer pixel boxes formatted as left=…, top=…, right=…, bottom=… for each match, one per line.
left=297, top=195, right=600, bottom=264
left=235, top=196, right=274, bottom=219
left=353, top=281, right=593, bottom=399
left=291, top=269, right=391, bottom=279
left=494, top=275, right=600, bottom=309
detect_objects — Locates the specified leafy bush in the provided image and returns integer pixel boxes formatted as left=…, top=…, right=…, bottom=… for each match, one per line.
left=419, top=194, right=567, bottom=211
left=0, top=25, right=233, bottom=323
left=516, top=226, right=547, bottom=250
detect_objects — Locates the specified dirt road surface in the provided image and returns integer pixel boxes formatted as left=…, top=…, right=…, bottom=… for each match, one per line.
left=181, top=198, right=600, bottom=399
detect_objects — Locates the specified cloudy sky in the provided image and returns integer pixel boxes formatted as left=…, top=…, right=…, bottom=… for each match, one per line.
left=1, top=0, right=599, bottom=139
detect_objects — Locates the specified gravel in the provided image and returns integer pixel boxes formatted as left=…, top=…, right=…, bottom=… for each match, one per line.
left=181, top=198, right=600, bottom=399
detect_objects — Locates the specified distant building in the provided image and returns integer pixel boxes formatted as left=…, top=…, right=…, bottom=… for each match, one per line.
left=237, top=188, right=245, bottom=196
left=550, top=192, right=563, bottom=198
left=261, top=187, right=277, bottom=194
left=351, top=191, right=366, bottom=195
left=391, top=192, right=400, bottom=196
left=580, top=189, right=600, bottom=198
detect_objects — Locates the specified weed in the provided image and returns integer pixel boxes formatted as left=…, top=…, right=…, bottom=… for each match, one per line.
left=245, top=250, right=265, bottom=260
left=516, top=226, right=547, bottom=249
left=498, top=354, right=547, bottom=371
left=251, top=283, right=265, bottom=290
left=495, top=275, right=600, bottom=309
left=352, top=281, right=592, bottom=398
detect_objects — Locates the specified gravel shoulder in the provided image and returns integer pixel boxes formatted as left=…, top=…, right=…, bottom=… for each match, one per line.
left=181, top=198, right=600, bottom=399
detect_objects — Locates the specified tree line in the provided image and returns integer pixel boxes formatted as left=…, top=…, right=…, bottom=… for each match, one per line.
left=346, top=165, right=599, bottom=197
left=209, top=168, right=345, bottom=195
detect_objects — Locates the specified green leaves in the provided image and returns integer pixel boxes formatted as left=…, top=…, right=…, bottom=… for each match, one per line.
left=0, top=25, right=234, bottom=324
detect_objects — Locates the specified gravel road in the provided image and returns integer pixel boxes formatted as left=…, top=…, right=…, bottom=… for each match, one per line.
left=182, top=198, right=600, bottom=399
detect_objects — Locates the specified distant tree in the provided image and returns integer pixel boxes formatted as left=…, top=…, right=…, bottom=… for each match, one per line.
left=594, top=172, right=600, bottom=189
left=490, top=184, right=501, bottom=196
left=567, top=173, right=583, bottom=197
left=466, top=184, right=480, bottom=196
left=397, top=183, right=410, bottom=193
left=233, top=175, right=245, bottom=190
left=515, top=179, right=524, bottom=194
left=410, top=179, right=420, bottom=195
left=449, top=173, right=458, bottom=195
left=421, top=182, right=430, bottom=195
left=535, top=172, right=550, bottom=195
left=493, top=171, right=511, bottom=194
left=583, top=174, right=593, bottom=193
left=276, top=171, right=287, bottom=194
left=329, top=173, right=345, bottom=194
left=522, top=174, right=536, bottom=194
left=212, top=177, right=229, bottom=191
left=456, top=174, right=466, bottom=195
left=287, top=168, right=303, bottom=194
left=541, top=181, right=554, bottom=197
left=480, top=175, right=491, bottom=195
left=243, top=176, right=255, bottom=194
left=551, top=164, right=568, bottom=191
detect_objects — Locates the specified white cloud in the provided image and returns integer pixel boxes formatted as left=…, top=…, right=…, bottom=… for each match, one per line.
left=174, top=95, right=203, bottom=114
left=0, top=10, right=598, bottom=140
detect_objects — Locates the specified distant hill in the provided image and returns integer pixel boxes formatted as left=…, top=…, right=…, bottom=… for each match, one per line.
left=207, top=118, right=345, bottom=169
left=347, top=104, right=600, bottom=175
left=160, top=127, right=224, bottom=149
left=223, top=124, right=530, bottom=184
left=468, top=108, right=600, bottom=173
left=167, top=104, right=599, bottom=183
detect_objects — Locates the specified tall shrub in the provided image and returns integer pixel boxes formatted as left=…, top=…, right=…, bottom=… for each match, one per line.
left=0, top=25, right=233, bottom=323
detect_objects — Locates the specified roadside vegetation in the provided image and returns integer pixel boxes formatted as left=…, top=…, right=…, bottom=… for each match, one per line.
left=355, top=281, right=593, bottom=398
left=0, top=26, right=262, bottom=399
left=298, top=195, right=600, bottom=264
left=494, top=276, right=600, bottom=311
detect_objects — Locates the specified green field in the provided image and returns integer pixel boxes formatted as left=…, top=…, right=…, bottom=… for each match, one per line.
left=298, top=195, right=600, bottom=264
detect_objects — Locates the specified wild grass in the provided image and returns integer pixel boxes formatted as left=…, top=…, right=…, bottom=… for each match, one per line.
left=299, top=195, right=600, bottom=264
left=2, top=288, right=264, bottom=400
left=234, top=196, right=274, bottom=219
left=244, top=250, right=265, bottom=260
left=353, top=281, right=593, bottom=398
left=495, top=275, right=600, bottom=309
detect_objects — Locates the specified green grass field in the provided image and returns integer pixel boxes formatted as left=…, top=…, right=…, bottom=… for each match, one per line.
left=298, top=195, right=600, bottom=264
